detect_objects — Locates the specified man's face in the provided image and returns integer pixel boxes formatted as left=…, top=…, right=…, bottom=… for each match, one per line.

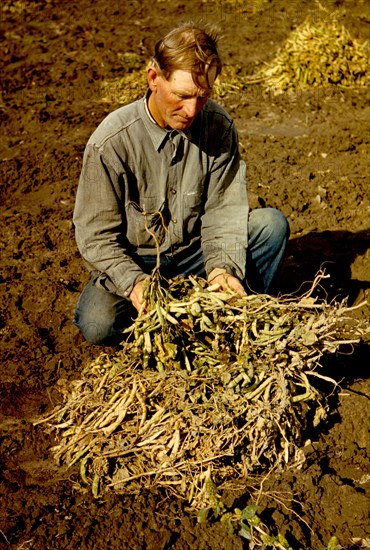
left=147, top=68, right=216, bottom=130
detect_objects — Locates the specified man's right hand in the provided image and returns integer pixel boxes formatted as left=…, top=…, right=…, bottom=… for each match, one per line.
left=130, top=277, right=150, bottom=312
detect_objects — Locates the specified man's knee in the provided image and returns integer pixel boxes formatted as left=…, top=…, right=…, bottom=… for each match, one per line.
left=73, top=278, right=131, bottom=345
left=250, top=207, right=290, bottom=243
left=262, top=207, right=289, bottom=235
left=83, top=322, right=113, bottom=346
left=268, top=208, right=290, bottom=243
left=74, top=313, right=119, bottom=346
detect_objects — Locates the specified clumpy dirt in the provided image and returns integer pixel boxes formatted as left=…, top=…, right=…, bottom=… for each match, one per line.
left=1, top=0, right=369, bottom=548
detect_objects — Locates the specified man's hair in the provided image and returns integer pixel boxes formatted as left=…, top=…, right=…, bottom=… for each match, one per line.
left=151, top=24, right=222, bottom=91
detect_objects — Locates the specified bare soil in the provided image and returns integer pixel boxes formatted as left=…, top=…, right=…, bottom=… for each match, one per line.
left=1, top=1, right=369, bottom=549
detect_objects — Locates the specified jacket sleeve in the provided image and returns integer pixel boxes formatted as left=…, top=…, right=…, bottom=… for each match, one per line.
left=201, top=120, right=249, bottom=281
left=73, top=144, right=147, bottom=298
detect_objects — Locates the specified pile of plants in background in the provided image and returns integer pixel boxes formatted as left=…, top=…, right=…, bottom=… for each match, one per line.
left=257, top=15, right=370, bottom=92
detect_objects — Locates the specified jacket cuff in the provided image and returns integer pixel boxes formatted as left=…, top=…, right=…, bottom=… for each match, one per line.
left=119, top=272, right=149, bottom=299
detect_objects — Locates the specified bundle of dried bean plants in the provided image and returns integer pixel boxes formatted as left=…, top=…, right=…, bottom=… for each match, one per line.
left=35, top=272, right=367, bottom=507
left=256, top=15, right=370, bottom=93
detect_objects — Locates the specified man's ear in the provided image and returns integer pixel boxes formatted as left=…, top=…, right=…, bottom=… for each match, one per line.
left=147, top=66, right=160, bottom=92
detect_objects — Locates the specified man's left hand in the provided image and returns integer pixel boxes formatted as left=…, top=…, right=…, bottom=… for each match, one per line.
left=209, top=273, right=246, bottom=296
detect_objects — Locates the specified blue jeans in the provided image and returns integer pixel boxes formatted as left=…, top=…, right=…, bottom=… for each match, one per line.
left=74, top=208, right=289, bottom=345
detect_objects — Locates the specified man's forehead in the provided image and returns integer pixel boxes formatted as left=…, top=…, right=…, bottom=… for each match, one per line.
left=168, top=69, right=216, bottom=93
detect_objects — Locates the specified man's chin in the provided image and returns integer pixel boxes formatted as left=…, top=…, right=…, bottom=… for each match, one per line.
left=170, top=117, right=194, bottom=130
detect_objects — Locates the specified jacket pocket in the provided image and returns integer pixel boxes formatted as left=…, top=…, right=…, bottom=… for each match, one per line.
left=125, top=196, right=168, bottom=248
left=181, top=190, right=203, bottom=238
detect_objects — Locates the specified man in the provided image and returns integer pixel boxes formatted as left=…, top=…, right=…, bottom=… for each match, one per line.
left=73, top=24, right=289, bottom=345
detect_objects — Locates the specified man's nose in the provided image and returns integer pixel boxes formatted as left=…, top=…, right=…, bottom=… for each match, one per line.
left=182, top=98, right=198, bottom=118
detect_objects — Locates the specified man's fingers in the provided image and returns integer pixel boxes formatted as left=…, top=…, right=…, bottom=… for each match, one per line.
left=210, top=274, right=246, bottom=296
left=225, top=276, right=246, bottom=296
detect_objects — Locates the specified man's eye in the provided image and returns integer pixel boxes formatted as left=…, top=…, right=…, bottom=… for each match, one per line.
left=174, top=93, right=209, bottom=100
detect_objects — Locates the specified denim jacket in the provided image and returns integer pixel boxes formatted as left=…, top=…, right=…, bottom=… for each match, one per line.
left=73, top=94, right=249, bottom=298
